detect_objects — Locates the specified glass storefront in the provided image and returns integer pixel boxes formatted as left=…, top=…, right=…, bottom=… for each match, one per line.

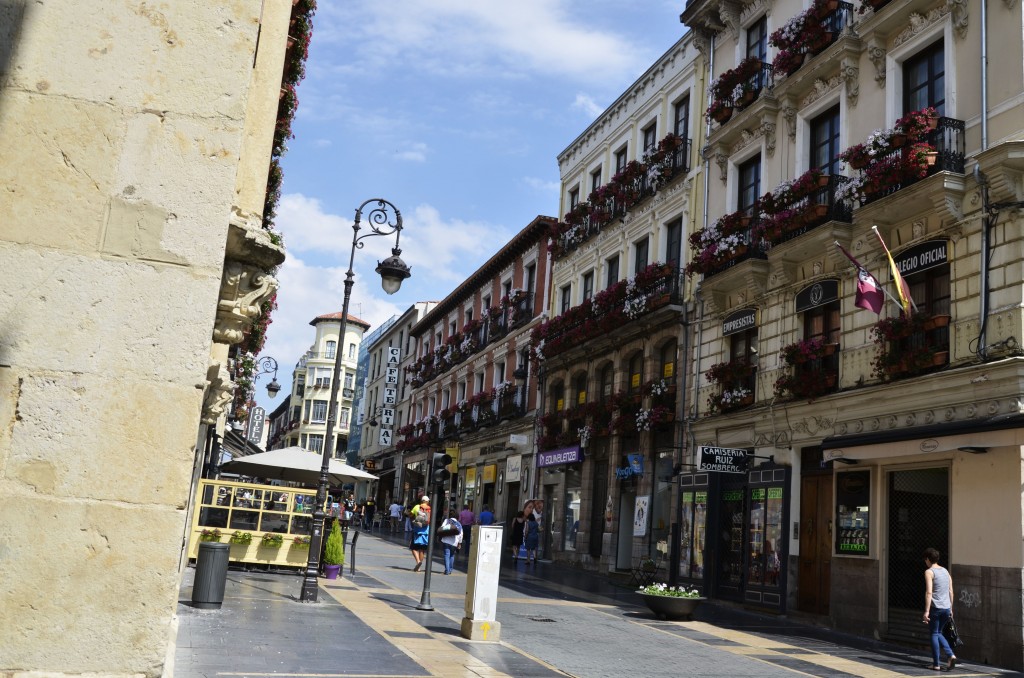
left=676, top=465, right=790, bottom=611
left=564, top=467, right=582, bottom=551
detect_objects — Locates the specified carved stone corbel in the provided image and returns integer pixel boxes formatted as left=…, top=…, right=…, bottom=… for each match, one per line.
left=840, top=58, right=860, bottom=107
left=693, top=29, right=713, bottom=59
left=201, top=362, right=235, bottom=425
left=866, top=39, right=887, bottom=87
left=226, top=208, right=286, bottom=271
left=719, top=1, right=742, bottom=40
left=762, top=120, right=777, bottom=157
left=715, top=151, right=729, bottom=183
left=948, top=0, right=968, bottom=39
left=214, top=262, right=279, bottom=345
left=782, top=105, right=797, bottom=140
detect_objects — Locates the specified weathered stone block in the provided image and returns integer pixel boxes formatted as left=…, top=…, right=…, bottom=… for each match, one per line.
left=7, top=372, right=199, bottom=504
left=0, top=245, right=219, bottom=378
left=0, top=92, right=121, bottom=252
left=0, top=495, right=185, bottom=673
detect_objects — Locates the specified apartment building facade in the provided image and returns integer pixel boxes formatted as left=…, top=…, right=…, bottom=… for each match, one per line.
left=529, top=33, right=705, bottom=572
left=398, top=217, right=554, bottom=525
left=266, top=312, right=370, bottom=457
left=681, top=0, right=1024, bottom=667
left=356, top=303, right=437, bottom=507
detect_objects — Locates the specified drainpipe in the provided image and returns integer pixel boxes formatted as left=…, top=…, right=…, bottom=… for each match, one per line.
left=669, top=294, right=692, bottom=585
left=974, top=165, right=992, bottom=359
left=980, top=0, right=988, bottom=150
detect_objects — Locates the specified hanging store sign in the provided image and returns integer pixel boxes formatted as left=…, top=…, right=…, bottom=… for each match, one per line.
left=697, top=445, right=750, bottom=473
left=246, top=406, right=266, bottom=444
left=505, top=455, right=522, bottom=483
left=795, top=280, right=839, bottom=312
left=537, top=445, right=583, bottom=468
left=722, top=308, right=757, bottom=336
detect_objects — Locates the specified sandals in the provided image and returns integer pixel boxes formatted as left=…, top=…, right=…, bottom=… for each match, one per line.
left=412, top=561, right=422, bottom=572
left=948, top=657, right=957, bottom=670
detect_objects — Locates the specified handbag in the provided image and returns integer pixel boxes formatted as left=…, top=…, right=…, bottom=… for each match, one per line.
left=437, top=521, right=460, bottom=537
left=943, top=617, right=965, bottom=648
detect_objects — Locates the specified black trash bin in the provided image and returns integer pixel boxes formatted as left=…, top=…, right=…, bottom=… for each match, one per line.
left=192, top=541, right=230, bottom=609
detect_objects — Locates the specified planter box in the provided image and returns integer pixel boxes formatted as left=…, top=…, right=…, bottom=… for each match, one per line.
left=639, top=594, right=706, bottom=620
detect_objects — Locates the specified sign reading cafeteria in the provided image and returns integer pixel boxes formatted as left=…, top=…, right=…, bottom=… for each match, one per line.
left=698, top=446, right=750, bottom=473
left=537, top=445, right=584, bottom=468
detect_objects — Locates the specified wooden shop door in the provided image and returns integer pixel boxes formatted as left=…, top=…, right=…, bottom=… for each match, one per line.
left=798, top=473, right=832, bottom=615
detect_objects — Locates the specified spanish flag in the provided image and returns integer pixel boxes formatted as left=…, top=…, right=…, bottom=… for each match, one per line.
left=872, top=225, right=915, bottom=315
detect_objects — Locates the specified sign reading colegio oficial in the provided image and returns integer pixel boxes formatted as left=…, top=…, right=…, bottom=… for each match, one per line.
left=698, top=445, right=750, bottom=473
left=894, top=239, right=949, bottom=276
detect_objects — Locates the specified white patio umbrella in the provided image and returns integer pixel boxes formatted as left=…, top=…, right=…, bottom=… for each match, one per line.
left=220, top=446, right=376, bottom=485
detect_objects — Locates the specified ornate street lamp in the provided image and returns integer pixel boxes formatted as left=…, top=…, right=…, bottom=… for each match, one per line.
left=300, top=198, right=410, bottom=603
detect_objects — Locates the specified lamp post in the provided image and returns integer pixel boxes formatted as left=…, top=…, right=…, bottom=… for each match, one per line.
left=216, top=356, right=281, bottom=477
left=300, top=198, right=411, bottom=603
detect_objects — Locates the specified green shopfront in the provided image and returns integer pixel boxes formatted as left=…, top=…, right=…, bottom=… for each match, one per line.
left=676, top=462, right=792, bottom=611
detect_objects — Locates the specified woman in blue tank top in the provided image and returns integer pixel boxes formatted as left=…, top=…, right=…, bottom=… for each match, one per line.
left=923, top=547, right=957, bottom=670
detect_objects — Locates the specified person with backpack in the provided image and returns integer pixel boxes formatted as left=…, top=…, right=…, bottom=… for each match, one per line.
left=438, top=510, right=463, bottom=575
left=409, top=496, right=431, bottom=571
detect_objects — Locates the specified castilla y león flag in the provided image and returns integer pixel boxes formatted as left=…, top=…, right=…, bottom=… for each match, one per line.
left=834, top=241, right=884, bottom=314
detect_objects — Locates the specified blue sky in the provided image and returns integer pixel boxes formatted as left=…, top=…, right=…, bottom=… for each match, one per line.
left=255, top=0, right=688, bottom=412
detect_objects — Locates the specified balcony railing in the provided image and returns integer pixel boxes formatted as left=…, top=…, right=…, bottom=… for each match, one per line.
left=774, top=174, right=853, bottom=245
left=704, top=229, right=770, bottom=279
left=551, top=134, right=691, bottom=260
left=532, top=263, right=681, bottom=360
left=859, top=117, right=965, bottom=205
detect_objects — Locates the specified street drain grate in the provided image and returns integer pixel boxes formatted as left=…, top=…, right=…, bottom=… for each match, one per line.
left=529, top=617, right=557, bottom=622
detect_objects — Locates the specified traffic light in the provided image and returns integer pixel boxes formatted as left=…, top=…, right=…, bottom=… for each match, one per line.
left=432, top=451, right=453, bottom=485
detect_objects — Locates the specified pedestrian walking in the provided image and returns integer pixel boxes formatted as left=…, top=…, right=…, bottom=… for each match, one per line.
left=458, top=504, right=475, bottom=556
left=922, top=547, right=957, bottom=671
left=479, top=504, right=495, bottom=526
left=409, top=496, right=431, bottom=571
left=523, top=513, right=540, bottom=564
left=363, top=498, right=376, bottom=530
left=388, top=500, right=404, bottom=533
left=438, top=510, right=463, bottom=575
left=509, top=510, right=526, bottom=562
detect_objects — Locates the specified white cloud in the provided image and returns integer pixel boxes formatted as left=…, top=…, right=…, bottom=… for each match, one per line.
left=313, top=138, right=332, bottom=148
left=571, top=93, right=604, bottom=119
left=523, top=176, right=560, bottom=194
left=315, top=0, right=650, bottom=86
left=395, top=142, right=429, bottom=162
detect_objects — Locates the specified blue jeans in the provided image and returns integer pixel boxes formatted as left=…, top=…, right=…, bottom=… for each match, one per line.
left=928, top=608, right=954, bottom=666
left=442, top=543, right=457, bottom=573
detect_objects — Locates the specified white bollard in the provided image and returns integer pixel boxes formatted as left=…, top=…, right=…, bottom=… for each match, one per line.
left=460, top=524, right=502, bottom=641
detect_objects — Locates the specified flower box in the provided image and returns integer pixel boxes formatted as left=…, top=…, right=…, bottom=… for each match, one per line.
left=640, top=593, right=706, bottom=620
left=711, top=105, right=733, bottom=124
left=923, top=314, right=950, bottom=331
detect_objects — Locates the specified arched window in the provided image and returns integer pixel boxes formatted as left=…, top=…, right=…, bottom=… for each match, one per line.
left=599, top=363, right=614, bottom=401
left=574, top=372, right=588, bottom=406
left=627, top=352, right=644, bottom=394
left=659, top=339, right=677, bottom=381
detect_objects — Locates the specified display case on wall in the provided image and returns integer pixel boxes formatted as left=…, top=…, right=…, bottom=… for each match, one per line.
left=836, top=470, right=871, bottom=555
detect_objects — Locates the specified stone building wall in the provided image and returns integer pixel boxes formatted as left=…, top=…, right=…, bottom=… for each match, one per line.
left=0, top=1, right=281, bottom=675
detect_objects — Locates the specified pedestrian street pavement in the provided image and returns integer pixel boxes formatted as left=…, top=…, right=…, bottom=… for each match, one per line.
left=174, top=529, right=1021, bottom=677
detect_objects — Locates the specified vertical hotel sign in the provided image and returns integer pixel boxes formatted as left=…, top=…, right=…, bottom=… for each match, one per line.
left=378, top=347, right=400, bottom=447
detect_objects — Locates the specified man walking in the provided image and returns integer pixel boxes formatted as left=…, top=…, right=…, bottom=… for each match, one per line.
left=458, top=504, right=476, bottom=557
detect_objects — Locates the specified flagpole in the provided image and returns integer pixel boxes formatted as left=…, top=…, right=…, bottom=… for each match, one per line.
left=870, top=226, right=919, bottom=313
left=833, top=240, right=903, bottom=310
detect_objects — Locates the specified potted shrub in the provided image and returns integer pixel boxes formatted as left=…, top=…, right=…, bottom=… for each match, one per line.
left=323, top=518, right=345, bottom=579
left=638, top=583, right=706, bottom=620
